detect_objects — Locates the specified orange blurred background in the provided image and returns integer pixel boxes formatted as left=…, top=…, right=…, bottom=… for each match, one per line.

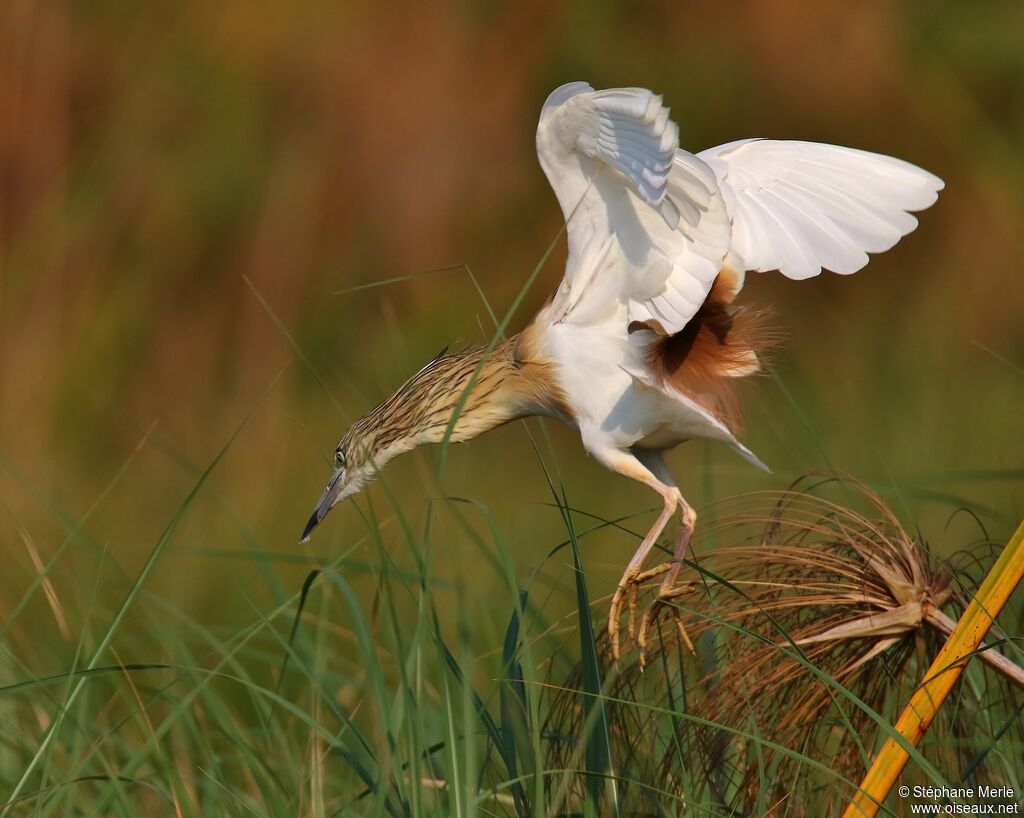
left=2, top=1, right=1022, bottom=626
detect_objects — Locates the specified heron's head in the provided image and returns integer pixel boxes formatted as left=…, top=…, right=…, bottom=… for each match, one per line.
left=299, top=434, right=370, bottom=543
left=298, top=342, right=487, bottom=542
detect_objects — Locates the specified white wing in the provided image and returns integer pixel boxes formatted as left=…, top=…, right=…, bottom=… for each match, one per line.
left=536, top=82, right=731, bottom=335
left=698, top=139, right=944, bottom=281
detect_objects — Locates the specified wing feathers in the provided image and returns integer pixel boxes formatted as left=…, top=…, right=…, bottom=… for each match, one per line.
left=698, top=139, right=943, bottom=281
left=544, top=84, right=681, bottom=220
left=761, top=186, right=869, bottom=273
left=538, top=82, right=731, bottom=335
left=537, top=86, right=942, bottom=346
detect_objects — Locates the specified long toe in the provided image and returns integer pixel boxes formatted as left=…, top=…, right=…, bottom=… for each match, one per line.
left=659, top=581, right=697, bottom=601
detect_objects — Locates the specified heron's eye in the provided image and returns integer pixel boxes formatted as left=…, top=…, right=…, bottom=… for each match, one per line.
left=334, top=450, right=346, bottom=469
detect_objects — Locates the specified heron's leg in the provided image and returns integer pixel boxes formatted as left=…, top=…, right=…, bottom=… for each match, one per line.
left=633, top=451, right=699, bottom=662
left=608, top=482, right=680, bottom=657
left=585, top=444, right=679, bottom=661
left=637, top=496, right=698, bottom=659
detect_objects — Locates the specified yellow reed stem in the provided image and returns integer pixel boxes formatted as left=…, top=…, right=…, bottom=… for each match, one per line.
left=843, top=517, right=1024, bottom=818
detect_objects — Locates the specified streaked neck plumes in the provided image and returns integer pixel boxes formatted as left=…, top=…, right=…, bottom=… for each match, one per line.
left=337, top=333, right=566, bottom=488
left=300, top=330, right=570, bottom=541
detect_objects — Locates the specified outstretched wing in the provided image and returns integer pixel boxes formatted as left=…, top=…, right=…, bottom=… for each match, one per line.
left=536, top=82, right=731, bottom=335
left=698, top=139, right=944, bottom=281
left=538, top=81, right=681, bottom=227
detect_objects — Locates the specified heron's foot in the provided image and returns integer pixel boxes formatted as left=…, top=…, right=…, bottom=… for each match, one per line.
left=608, top=567, right=641, bottom=662
left=609, top=561, right=695, bottom=662
left=636, top=572, right=697, bottom=669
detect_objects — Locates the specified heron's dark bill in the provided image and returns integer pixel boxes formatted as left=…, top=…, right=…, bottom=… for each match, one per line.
left=299, top=509, right=322, bottom=543
left=299, top=469, right=344, bottom=543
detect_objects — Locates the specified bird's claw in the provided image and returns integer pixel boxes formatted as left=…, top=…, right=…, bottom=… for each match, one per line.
left=608, top=567, right=641, bottom=662
left=608, top=561, right=696, bottom=665
left=637, top=581, right=697, bottom=669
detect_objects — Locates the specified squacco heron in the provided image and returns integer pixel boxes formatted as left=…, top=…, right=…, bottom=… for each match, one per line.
left=301, top=81, right=942, bottom=658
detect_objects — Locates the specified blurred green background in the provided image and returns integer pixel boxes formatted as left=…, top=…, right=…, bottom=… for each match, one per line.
left=1, top=0, right=1023, bottom=790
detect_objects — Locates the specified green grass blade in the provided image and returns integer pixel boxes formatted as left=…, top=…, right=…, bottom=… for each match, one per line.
left=2, top=365, right=286, bottom=814
left=552, top=486, right=618, bottom=818
left=499, top=591, right=531, bottom=816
